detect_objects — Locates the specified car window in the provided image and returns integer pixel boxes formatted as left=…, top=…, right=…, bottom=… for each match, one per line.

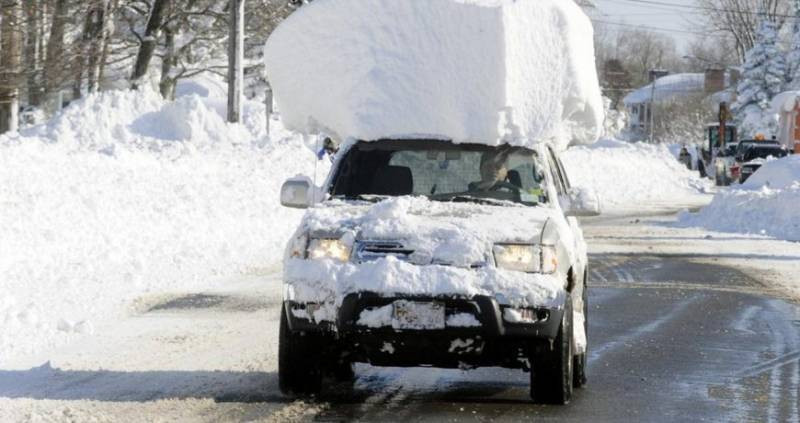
left=330, top=140, right=549, bottom=206
left=556, top=157, right=572, bottom=190
left=546, top=147, right=567, bottom=195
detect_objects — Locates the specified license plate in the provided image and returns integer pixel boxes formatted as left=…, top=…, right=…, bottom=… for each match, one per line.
left=392, top=300, right=445, bottom=330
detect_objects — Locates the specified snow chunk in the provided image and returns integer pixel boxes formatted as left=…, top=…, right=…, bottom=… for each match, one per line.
left=381, top=342, right=396, bottom=354
left=446, top=313, right=481, bottom=328
left=357, top=305, right=394, bottom=328
left=264, top=0, right=603, bottom=150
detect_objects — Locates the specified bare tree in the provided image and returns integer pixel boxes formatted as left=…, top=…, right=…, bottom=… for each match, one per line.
left=130, top=0, right=169, bottom=89
left=697, top=0, right=790, bottom=63
left=228, top=0, right=244, bottom=123
left=0, top=0, right=22, bottom=133
left=43, top=0, right=69, bottom=106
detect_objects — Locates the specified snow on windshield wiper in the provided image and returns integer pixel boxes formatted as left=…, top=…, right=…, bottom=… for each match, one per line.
left=441, top=195, right=519, bottom=207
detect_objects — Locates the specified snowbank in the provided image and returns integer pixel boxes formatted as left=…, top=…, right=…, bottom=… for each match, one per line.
left=561, top=139, right=712, bottom=211
left=742, top=155, right=800, bottom=189
left=679, top=156, right=800, bottom=241
left=0, top=84, right=318, bottom=363
left=264, top=0, right=603, bottom=150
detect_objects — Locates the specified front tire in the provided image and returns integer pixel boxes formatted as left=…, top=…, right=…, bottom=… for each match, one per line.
left=531, top=296, right=574, bottom=404
left=278, top=307, right=324, bottom=397
left=573, top=277, right=588, bottom=388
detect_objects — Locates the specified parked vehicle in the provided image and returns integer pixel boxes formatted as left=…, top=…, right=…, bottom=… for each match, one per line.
left=278, top=139, right=600, bottom=405
left=702, top=123, right=737, bottom=185
left=712, top=143, right=739, bottom=186
left=737, top=144, right=789, bottom=183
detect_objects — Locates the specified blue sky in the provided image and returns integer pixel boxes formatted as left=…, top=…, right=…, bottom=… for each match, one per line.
left=592, top=0, right=700, bottom=52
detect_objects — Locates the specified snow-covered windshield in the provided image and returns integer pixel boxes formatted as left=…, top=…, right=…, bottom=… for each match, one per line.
left=330, top=140, right=548, bottom=206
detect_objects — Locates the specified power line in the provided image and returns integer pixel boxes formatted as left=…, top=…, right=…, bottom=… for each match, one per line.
left=602, top=0, right=797, bottom=19
left=592, top=19, right=727, bottom=36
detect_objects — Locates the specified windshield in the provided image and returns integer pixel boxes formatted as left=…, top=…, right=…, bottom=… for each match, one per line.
left=330, top=140, right=548, bottom=206
left=743, top=146, right=787, bottom=162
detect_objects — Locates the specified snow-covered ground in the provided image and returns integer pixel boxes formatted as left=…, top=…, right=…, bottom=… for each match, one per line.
left=561, top=139, right=713, bottom=212
left=678, top=155, right=800, bottom=241
left=0, top=82, right=319, bottom=364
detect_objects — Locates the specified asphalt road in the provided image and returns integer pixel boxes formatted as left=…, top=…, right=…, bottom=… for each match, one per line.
left=310, top=217, right=800, bottom=422
left=309, top=253, right=800, bottom=422
left=2, top=213, right=799, bottom=422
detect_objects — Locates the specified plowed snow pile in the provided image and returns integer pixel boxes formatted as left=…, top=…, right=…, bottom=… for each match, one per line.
left=0, top=84, right=317, bottom=364
left=679, top=155, right=800, bottom=241
left=561, top=139, right=713, bottom=211
left=264, top=0, right=603, bottom=150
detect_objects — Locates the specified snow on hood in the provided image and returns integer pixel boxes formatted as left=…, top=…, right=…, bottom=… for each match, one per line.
left=264, top=0, right=603, bottom=151
left=298, top=197, right=556, bottom=266
left=283, top=197, right=564, bottom=310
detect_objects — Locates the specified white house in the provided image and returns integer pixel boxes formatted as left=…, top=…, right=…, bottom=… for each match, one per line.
left=623, top=73, right=705, bottom=132
left=623, top=70, right=736, bottom=135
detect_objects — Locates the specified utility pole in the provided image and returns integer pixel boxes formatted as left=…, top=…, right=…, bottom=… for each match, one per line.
left=227, top=0, right=244, bottom=123
left=265, top=81, right=273, bottom=136
left=648, top=69, right=669, bottom=143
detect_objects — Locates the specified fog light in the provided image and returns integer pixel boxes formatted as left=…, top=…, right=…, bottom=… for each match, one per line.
left=503, top=307, right=547, bottom=324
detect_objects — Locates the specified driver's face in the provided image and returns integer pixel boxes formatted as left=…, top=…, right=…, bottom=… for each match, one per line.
left=480, top=156, right=508, bottom=183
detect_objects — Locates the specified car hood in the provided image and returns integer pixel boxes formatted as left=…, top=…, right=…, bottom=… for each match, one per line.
left=297, top=196, right=558, bottom=267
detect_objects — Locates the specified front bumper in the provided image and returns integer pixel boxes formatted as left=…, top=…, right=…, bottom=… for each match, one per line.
left=283, top=292, right=565, bottom=368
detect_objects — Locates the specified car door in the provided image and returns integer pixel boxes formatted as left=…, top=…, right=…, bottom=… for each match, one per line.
left=546, top=146, right=588, bottom=283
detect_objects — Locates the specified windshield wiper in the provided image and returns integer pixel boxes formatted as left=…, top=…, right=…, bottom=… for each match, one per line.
left=437, top=195, right=519, bottom=207
left=333, top=194, right=390, bottom=203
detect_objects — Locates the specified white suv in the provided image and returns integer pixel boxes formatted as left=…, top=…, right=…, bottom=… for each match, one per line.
left=278, top=139, right=599, bottom=404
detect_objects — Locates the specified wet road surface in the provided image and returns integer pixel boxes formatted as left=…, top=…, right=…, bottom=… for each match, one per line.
left=311, top=232, right=800, bottom=421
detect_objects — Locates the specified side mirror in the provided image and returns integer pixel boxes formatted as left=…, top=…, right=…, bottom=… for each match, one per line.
left=281, top=177, right=313, bottom=209
left=563, top=187, right=601, bottom=217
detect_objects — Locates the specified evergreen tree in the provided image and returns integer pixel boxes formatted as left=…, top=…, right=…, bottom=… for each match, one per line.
left=733, top=18, right=785, bottom=137
left=788, top=0, right=800, bottom=89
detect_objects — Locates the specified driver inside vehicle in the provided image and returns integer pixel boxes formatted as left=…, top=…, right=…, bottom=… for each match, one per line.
left=469, top=148, right=514, bottom=191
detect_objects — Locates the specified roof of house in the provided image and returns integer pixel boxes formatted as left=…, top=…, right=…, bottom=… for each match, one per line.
left=623, top=73, right=705, bottom=105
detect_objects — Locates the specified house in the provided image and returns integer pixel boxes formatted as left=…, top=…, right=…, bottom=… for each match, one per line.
left=623, top=69, right=736, bottom=135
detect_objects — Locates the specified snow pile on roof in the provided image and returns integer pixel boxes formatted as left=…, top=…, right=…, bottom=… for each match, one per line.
left=561, top=139, right=713, bottom=211
left=264, top=0, right=603, bottom=151
left=679, top=156, right=800, bottom=241
left=623, top=73, right=705, bottom=105
left=0, top=84, right=318, bottom=363
left=770, top=90, right=800, bottom=113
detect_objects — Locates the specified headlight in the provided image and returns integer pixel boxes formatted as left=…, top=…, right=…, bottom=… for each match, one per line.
left=307, top=238, right=351, bottom=262
left=493, top=244, right=557, bottom=274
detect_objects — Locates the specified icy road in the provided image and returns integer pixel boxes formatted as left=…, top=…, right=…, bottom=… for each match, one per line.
left=2, top=210, right=799, bottom=422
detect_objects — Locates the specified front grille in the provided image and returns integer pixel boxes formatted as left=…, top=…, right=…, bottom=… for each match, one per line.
left=355, top=241, right=414, bottom=262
